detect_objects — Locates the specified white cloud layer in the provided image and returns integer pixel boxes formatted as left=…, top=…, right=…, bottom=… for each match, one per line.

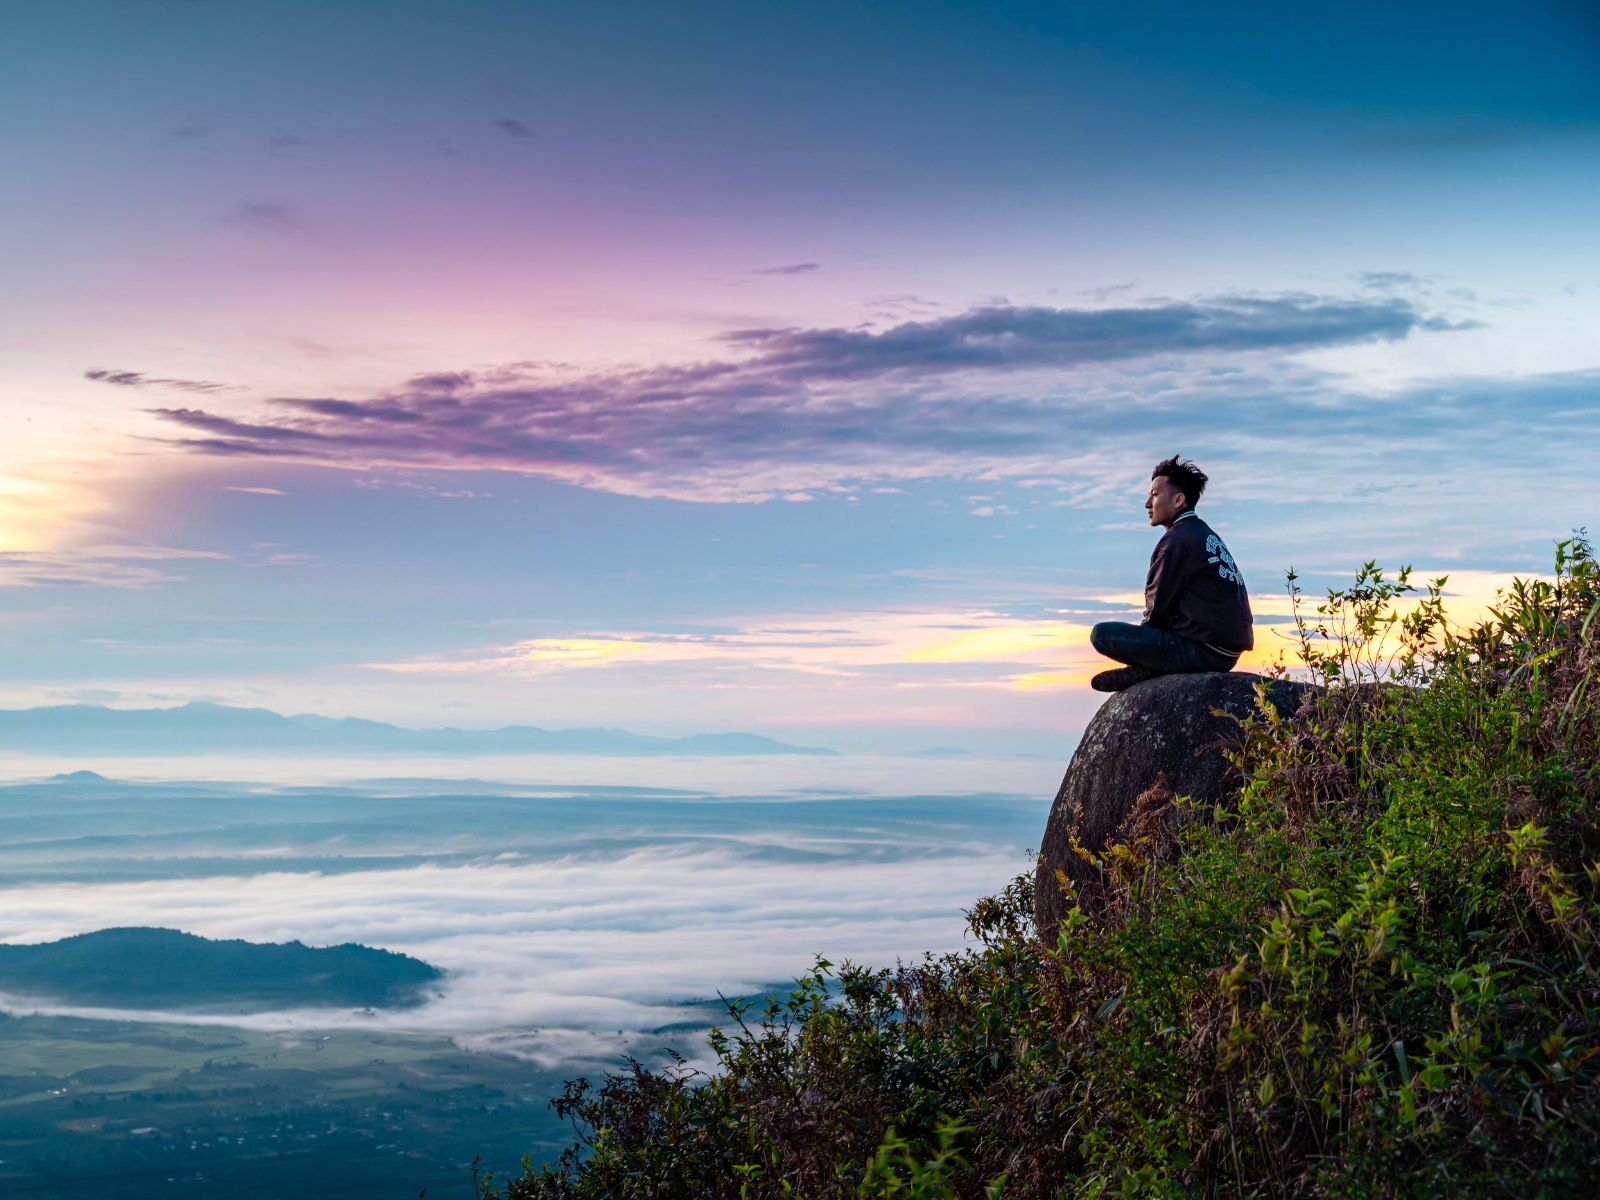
left=0, top=770, right=1046, bottom=1068
left=0, top=846, right=1025, bottom=1039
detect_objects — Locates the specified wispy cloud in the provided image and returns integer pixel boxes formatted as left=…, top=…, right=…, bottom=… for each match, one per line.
left=0, top=545, right=227, bottom=590
left=0, top=557, right=181, bottom=590
left=493, top=118, right=534, bottom=139
left=146, top=293, right=1480, bottom=501
left=1078, top=282, right=1136, bottom=301
left=1356, top=271, right=1427, bottom=291
left=755, top=262, right=820, bottom=275
left=364, top=608, right=1113, bottom=689
left=713, top=293, right=1445, bottom=373
left=78, top=545, right=229, bottom=561
left=86, top=369, right=235, bottom=394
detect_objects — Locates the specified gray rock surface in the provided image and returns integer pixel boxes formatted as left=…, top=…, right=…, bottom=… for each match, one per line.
left=1033, top=671, right=1312, bottom=940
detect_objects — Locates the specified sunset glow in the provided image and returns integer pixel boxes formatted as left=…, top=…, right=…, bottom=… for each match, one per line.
left=0, top=0, right=1594, bottom=753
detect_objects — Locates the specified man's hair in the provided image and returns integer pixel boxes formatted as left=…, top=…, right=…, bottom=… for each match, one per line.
left=1152, top=455, right=1208, bottom=509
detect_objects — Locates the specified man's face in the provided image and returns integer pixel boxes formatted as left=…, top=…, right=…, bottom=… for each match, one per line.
left=1145, top=475, right=1188, bottom=527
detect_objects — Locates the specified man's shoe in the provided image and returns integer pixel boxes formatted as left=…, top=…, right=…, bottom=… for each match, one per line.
left=1091, top=666, right=1155, bottom=693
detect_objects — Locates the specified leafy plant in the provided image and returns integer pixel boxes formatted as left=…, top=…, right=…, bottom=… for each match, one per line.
left=487, top=536, right=1600, bottom=1199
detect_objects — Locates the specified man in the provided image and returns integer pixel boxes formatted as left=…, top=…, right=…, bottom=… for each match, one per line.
left=1089, top=455, right=1253, bottom=693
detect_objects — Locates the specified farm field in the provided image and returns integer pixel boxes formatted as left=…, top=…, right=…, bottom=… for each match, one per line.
left=0, top=1015, right=581, bottom=1198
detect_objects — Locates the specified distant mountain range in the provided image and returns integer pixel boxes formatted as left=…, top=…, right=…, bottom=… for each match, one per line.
left=0, top=702, right=837, bottom=757
left=0, top=927, right=441, bottom=1011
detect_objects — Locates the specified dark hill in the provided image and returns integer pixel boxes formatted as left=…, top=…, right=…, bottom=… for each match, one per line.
left=0, top=928, right=442, bottom=1011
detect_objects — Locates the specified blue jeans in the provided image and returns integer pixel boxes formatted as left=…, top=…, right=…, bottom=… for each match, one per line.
left=1090, top=622, right=1238, bottom=675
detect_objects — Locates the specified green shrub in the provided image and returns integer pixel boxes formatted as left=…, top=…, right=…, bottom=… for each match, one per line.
left=491, top=538, right=1600, bottom=1199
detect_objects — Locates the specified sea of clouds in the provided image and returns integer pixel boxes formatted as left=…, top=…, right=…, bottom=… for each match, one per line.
left=0, top=753, right=1056, bottom=1067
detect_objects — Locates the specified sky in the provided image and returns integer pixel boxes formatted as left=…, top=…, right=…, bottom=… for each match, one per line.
left=2, top=0, right=1598, bottom=754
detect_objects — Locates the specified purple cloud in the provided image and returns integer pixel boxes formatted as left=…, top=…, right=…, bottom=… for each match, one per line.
left=147, top=294, right=1475, bottom=500
left=715, top=294, right=1448, bottom=379
left=86, top=369, right=234, bottom=394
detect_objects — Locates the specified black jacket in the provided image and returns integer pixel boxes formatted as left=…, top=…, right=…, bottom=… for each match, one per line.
left=1142, top=511, right=1254, bottom=653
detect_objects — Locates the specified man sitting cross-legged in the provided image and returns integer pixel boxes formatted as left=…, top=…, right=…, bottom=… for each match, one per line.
left=1090, top=455, right=1254, bottom=693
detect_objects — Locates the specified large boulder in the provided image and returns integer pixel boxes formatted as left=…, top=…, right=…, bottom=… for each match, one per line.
left=1033, top=671, right=1312, bottom=940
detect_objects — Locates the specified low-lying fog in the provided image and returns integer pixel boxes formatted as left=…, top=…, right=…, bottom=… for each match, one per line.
left=0, top=754, right=1057, bottom=1067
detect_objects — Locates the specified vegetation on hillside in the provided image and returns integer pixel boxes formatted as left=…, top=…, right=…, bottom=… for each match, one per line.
left=488, top=538, right=1600, bottom=1198
left=0, top=927, right=441, bottom=1010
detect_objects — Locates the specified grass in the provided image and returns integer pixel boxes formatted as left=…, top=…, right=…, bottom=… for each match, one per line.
left=493, top=537, right=1600, bottom=1199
